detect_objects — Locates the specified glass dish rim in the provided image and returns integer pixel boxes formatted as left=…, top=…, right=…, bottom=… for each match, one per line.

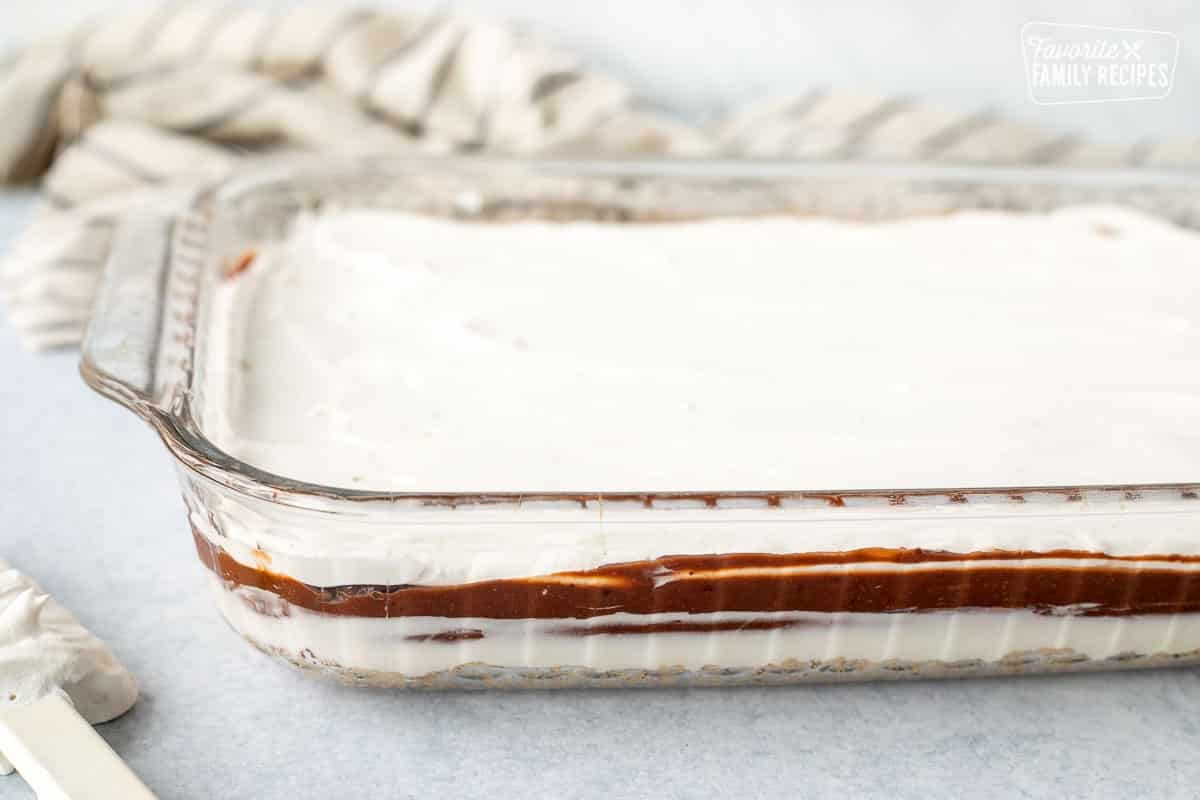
left=80, top=155, right=1200, bottom=511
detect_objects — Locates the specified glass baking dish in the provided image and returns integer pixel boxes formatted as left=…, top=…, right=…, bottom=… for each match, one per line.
left=80, top=157, right=1200, bottom=688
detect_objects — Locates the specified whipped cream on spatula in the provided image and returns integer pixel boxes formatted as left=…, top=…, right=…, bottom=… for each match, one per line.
left=0, top=560, right=154, bottom=798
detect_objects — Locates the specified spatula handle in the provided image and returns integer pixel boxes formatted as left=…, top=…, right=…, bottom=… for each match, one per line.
left=0, top=692, right=156, bottom=800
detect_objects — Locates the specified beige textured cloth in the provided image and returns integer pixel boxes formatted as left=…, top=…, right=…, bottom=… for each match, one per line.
left=1, top=2, right=1197, bottom=349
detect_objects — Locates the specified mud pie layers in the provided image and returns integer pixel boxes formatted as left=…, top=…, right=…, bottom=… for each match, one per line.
left=186, top=484, right=1200, bottom=686
left=189, top=201, right=1200, bottom=685
left=81, top=158, right=1200, bottom=688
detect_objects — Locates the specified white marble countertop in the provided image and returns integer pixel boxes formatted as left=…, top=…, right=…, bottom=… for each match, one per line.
left=2, top=189, right=1200, bottom=799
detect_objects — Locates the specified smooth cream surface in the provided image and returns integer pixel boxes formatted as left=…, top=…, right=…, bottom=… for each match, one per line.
left=206, top=207, right=1200, bottom=492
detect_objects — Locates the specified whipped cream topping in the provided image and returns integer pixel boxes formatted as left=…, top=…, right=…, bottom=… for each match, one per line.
left=205, top=206, right=1200, bottom=493
left=0, top=561, right=137, bottom=771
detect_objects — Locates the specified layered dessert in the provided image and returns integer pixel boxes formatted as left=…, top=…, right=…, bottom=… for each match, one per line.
left=190, top=205, right=1200, bottom=685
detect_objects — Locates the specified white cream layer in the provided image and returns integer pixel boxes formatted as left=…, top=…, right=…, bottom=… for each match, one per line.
left=186, top=488, right=1200, bottom=587
left=205, top=205, right=1200, bottom=493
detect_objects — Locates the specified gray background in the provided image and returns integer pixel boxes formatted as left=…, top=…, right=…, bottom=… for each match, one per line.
left=4, top=1, right=1200, bottom=797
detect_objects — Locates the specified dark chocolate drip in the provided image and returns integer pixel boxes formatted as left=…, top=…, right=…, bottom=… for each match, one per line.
left=404, top=629, right=485, bottom=643
left=193, top=529, right=1200, bottom=621
left=554, top=618, right=819, bottom=637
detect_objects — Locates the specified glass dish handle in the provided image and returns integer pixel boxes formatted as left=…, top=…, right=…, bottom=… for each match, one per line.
left=79, top=213, right=178, bottom=419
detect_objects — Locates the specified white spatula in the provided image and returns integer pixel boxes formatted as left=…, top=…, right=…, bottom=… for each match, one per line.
left=0, top=560, right=155, bottom=799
